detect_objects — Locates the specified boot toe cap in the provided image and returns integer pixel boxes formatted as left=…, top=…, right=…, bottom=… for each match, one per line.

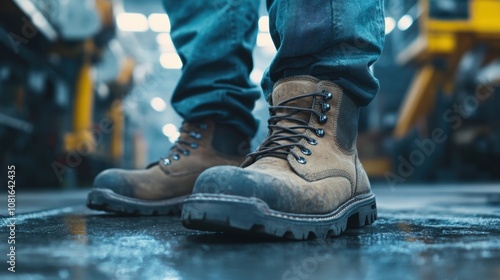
left=193, top=166, right=282, bottom=208
left=92, top=169, right=134, bottom=197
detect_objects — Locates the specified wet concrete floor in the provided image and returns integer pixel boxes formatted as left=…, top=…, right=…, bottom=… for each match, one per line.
left=1, top=184, right=499, bottom=280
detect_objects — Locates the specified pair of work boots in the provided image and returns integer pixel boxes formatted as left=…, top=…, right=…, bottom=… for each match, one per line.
left=87, top=76, right=377, bottom=240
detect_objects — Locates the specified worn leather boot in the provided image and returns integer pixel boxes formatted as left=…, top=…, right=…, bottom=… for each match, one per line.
left=87, top=120, right=248, bottom=215
left=181, top=76, right=377, bottom=239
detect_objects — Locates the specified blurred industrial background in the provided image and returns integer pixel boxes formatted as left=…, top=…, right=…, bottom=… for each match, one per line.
left=1, top=1, right=499, bottom=279
left=1, top=0, right=499, bottom=188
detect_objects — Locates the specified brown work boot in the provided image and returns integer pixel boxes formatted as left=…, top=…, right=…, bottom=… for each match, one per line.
left=181, top=76, right=376, bottom=239
left=87, top=120, right=249, bottom=215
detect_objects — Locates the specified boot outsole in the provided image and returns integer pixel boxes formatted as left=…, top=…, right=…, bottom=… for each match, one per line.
left=87, top=188, right=187, bottom=216
left=181, top=192, right=377, bottom=240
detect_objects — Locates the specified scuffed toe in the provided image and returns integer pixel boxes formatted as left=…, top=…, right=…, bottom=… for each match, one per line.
left=92, top=169, right=134, bottom=197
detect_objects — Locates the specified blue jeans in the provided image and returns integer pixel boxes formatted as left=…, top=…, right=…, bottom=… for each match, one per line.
left=163, top=0, right=385, bottom=137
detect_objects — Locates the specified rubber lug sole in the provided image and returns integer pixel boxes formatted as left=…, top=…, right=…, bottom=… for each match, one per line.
left=181, top=192, right=377, bottom=240
left=87, top=188, right=186, bottom=215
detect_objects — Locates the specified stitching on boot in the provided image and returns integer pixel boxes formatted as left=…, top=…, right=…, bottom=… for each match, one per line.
left=300, top=168, right=354, bottom=188
left=287, top=145, right=355, bottom=185
left=267, top=193, right=373, bottom=220
left=353, top=154, right=359, bottom=197
left=187, top=193, right=374, bottom=221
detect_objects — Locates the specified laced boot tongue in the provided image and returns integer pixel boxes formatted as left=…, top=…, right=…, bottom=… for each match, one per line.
left=244, top=78, right=325, bottom=162
left=146, top=121, right=206, bottom=169
left=271, top=80, right=317, bottom=126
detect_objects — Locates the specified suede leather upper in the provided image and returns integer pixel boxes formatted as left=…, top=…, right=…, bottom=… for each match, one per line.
left=93, top=120, right=246, bottom=200
left=193, top=76, right=372, bottom=214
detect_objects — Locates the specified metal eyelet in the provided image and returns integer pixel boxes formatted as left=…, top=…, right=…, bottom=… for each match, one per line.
left=296, top=157, right=307, bottom=164
left=318, top=114, right=328, bottom=124
left=182, top=150, right=190, bottom=156
left=163, top=158, right=171, bottom=166
left=308, top=138, right=318, bottom=145
left=172, top=154, right=181, bottom=161
left=301, top=148, right=312, bottom=156
left=315, top=129, right=325, bottom=137
left=321, top=102, right=330, bottom=112
left=322, top=90, right=333, bottom=100
left=190, top=143, right=199, bottom=149
left=190, top=132, right=202, bottom=139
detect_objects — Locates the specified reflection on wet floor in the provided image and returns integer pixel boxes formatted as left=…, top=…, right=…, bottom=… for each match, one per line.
left=1, top=185, right=499, bottom=280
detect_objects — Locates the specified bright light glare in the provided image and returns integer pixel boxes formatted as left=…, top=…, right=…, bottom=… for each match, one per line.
left=385, top=17, right=396, bottom=35
left=397, top=14, right=414, bottom=31
left=149, top=13, right=171, bottom=32
left=257, top=33, right=274, bottom=47
left=150, top=97, right=166, bottom=112
left=162, top=124, right=180, bottom=143
left=250, top=69, right=263, bottom=85
left=116, top=13, right=149, bottom=32
left=258, top=16, right=269, bottom=32
left=160, top=53, right=183, bottom=69
left=156, top=33, right=176, bottom=52
left=156, top=33, right=172, bottom=45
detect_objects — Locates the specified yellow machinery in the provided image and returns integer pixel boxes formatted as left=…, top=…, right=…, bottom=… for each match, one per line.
left=64, top=0, right=117, bottom=154
left=61, top=0, right=135, bottom=166
left=0, top=0, right=135, bottom=186
left=395, top=0, right=500, bottom=139
left=64, top=40, right=97, bottom=154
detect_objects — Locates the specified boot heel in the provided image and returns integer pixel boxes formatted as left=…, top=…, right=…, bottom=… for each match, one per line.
left=347, top=201, right=377, bottom=228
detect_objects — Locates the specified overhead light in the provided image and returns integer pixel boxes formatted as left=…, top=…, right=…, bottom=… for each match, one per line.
left=385, top=17, right=396, bottom=35
left=162, top=124, right=180, bottom=143
left=148, top=13, right=171, bottom=32
left=258, top=16, right=269, bottom=32
left=160, top=53, right=183, bottom=69
left=156, top=33, right=172, bottom=45
left=150, top=97, right=166, bottom=112
left=397, top=14, right=414, bottom=31
left=116, top=13, right=149, bottom=32
left=257, top=33, right=274, bottom=47
left=156, top=33, right=176, bottom=53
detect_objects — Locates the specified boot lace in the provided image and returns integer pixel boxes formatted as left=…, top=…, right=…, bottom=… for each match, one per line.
left=148, top=122, right=207, bottom=168
left=247, top=90, right=333, bottom=164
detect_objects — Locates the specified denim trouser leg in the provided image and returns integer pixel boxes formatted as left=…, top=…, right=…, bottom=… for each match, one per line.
left=263, top=0, right=385, bottom=105
left=162, top=0, right=261, bottom=137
